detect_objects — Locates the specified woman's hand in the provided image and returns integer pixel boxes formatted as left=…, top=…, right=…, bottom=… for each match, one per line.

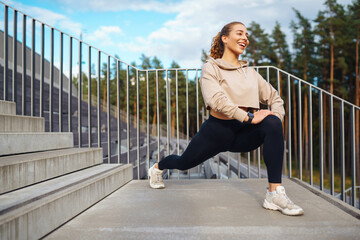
left=251, top=110, right=275, bottom=124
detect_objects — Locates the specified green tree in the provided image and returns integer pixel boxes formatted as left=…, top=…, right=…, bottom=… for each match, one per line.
left=270, top=21, right=292, bottom=73
left=243, top=21, right=274, bottom=66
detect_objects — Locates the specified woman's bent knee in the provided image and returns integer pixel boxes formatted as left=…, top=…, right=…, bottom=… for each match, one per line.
left=262, top=115, right=283, bottom=133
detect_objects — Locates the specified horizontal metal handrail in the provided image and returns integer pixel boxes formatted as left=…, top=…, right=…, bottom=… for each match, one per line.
left=335, top=186, right=360, bottom=198
left=255, top=66, right=360, bottom=110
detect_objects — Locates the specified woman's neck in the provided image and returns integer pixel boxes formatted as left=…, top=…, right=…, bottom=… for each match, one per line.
left=221, top=51, right=240, bottom=67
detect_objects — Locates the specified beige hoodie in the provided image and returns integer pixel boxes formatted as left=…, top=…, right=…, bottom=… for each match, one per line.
left=199, top=57, right=285, bottom=122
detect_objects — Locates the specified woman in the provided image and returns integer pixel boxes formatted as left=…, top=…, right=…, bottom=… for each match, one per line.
left=148, top=21, right=304, bottom=216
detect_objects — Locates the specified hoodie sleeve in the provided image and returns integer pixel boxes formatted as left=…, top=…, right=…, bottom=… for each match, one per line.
left=199, top=62, right=248, bottom=122
left=256, top=71, right=285, bottom=122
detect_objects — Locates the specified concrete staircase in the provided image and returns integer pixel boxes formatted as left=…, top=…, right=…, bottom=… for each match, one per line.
left=0, top=100, right=133, bottom=239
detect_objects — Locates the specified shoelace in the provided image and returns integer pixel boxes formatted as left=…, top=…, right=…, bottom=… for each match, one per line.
left=155, top=172, right=163, bottom=183
left=279, top=192, right=294, bottom=206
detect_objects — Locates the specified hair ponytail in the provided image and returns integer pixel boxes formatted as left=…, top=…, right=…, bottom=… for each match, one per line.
left=210, top=32, right=223, bottom=59
left=209, top=21, right=245, bottom=59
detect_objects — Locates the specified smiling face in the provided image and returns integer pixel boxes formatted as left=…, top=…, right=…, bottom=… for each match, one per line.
left=221, top=24, right=249, bottom=57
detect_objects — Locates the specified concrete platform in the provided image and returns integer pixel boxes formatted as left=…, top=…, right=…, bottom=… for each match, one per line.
left=45, top=178, right=360, bottom=240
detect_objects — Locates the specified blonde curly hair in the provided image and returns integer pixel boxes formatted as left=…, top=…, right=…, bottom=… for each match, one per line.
left=210, top=21, right=245, bottom=59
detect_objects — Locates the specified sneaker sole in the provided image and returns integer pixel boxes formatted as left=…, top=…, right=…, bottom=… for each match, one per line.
left=148, top=168, right=165, bottom=189
left=263, top=199, right=304, bottom=216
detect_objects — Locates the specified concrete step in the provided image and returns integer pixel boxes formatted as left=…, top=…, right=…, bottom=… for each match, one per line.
left=0, top=114, right=45, bottom=132
left=0, top=148, right=103, bottom=194
left=0, top=101, right=16, bottom=115
left=0, top=163, right=133, bottom=240
left=0, top=132, right=73, bottom=156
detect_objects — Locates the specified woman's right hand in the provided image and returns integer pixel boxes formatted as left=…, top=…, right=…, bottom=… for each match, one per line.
left=250, top=110, right=275, bottom=124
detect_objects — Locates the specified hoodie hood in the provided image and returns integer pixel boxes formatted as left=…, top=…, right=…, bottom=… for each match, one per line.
left=207, top=57, right=248, bottom=70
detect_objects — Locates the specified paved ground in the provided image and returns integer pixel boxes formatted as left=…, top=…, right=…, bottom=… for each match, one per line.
left=45, top=178, right=360, bottom=240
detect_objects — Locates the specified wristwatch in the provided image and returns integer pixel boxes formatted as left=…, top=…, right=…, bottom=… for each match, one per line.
left=245, top=112, right=254, bottom=124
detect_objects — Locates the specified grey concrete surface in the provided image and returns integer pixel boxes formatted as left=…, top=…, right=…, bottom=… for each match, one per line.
left=0, top=164, right=133, bottom=240
left=0, top=148, right=103, bottom=193
left=0, top=114, right=44, bottom=132
left=0, top=132, right=73, bottom=155
left=0, top=101, right=15, bottom=115
left=45, top=178, right=360, bottom=240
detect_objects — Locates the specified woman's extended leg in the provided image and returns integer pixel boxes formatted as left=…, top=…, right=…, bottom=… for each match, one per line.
left=158, top=115, right=236, bottom=171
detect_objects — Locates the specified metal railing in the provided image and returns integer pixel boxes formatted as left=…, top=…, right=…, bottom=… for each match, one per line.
left=0, top=1, right=359, bottom=208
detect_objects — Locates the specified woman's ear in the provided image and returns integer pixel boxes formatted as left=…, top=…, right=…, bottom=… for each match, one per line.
left=221, top=34, right=228, bottom=45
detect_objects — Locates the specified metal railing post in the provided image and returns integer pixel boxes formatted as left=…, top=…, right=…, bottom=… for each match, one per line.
left=186, top=70, right=189, bottom=179
left=309, top=86, right=313, bottom=186
left=196, top=70, right=200, bottom=178
left=136, top=69, right=140, bottom=178
left=247, top=152, right=251, bottom=178
left=107, top=55, right=111, bottom=163
left=12, top=10, right=17, bottom=103
left=277, top=69, right=280, bottom=94
left=238, top=153, right=241, bottom=178
left=88, top=46, right=92, bottom=146
left=165, top=70, right=170, bottom=177
left=350, top=106, right=356, bottom=207
left=78, top=41, right=82, bottom=145
left=257, top=148, right=261, bottom=178
left=68, top=37, right=72, bottom=130
left=97, top=51, right=101, bottom=147
left=298, top=81, right=302, bottom=180
left=156, top=70, right=160, bottom=164
left=287, top=75, right=292, bottom=177
left=40, top=24, right=45, bottom=118
left=319, top=91, right=324, bottom=191
left=50, top=27, right=54, bottom=130
left=340, top=101, right=345, bottom=201
left=146, top=70, right=150, bottom=171
left=176, top=70, right=180, bottom=179
left=126, top=65, right=130, bottom=164
left=330, top=96, right=334, bottom=195
left=117, top=61, right=121, bottom=164
left=227, top=152, right=230, bottom=178
left=31, top=19, right=35, bottom=116
left=59, top=32, right=63, bottom=130
left=4, top=5, right=8, bottom=100
left=21, top=14, right=26, bottom=115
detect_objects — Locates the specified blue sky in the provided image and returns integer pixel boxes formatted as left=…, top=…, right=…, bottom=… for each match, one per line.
left=0, top=0, right=354, bottom=69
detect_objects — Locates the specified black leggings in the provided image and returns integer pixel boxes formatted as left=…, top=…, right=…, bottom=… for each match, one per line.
left=158, top=114, right=284, bottom=183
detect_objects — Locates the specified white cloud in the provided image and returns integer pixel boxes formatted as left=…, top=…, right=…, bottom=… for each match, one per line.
left=4, top=0, right=353, bottom=68
left=117, top=0, right=281, bottom=67
left=56, top=0, right=180, bottom=13
left=115, top=0, right=353, bottom=68
left=2, top=0, right=83, bottom=37
left=85, top=26, right=123, bottom=47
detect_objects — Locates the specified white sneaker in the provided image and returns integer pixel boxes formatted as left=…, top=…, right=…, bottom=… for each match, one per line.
left=148, top=164, right=165, bottom=189
left=263, top=186, right=304, bottom=216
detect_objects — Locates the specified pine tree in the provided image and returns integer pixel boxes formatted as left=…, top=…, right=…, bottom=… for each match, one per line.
left=270, top=21, right=292, bottom=73
left=243, top=21, right=274, bottom=66
left=291, top=9, right=317, bottom=179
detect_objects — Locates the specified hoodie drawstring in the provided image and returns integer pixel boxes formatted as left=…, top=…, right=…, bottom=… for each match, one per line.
left=239, top=62, right=247, bottom=79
